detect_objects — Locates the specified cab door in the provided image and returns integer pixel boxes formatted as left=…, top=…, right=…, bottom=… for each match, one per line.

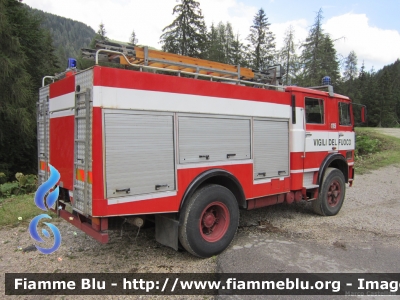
left=303, top=95, right=338, bottom=187
left=337, top=101, right=355, bottom=152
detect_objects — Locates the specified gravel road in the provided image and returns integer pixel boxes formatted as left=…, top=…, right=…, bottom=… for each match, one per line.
left=1, top=160, right=400, bottom=299
left=236, top=164, right=400, bottom=249
left=375, top=127, right=400, bottom=139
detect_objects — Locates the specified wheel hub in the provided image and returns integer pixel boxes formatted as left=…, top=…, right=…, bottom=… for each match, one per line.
left=202, top=211, right=217, bottom=228
left=199, top=201, right=230, bottom=242
left=327, top=180, right=341, bottom=207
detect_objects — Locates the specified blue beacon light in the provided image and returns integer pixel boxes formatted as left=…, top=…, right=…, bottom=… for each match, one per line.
left=67, top=58, right=77, bottom=69
left=322, top=76, right=331, bottom=85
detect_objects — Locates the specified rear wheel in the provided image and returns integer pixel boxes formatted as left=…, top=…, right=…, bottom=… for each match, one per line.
left=312, top=168, right=346, bottom=216
left=179, top=184, right=239, bottom=258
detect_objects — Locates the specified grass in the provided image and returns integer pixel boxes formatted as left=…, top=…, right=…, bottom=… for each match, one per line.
left=355, top=127, right=400, bottom=174
left=0, top=193, right=56, bottom=228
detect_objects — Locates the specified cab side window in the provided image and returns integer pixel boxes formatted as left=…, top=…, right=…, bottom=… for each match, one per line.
left=339, top=102, right=351, bottom=126
left=305, top=97, right=324, bottom=124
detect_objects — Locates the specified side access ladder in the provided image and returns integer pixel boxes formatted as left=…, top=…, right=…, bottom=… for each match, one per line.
left=37, top=86, right=50, bottom=185
left=73, top=87, right=91, bottom=215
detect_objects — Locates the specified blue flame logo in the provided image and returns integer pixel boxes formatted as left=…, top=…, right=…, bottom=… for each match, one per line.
left=29, top=164, right=62, bottom=254
left=29, top=214, right=61, bottom=254
left=34, top=164, right=60, bottom=210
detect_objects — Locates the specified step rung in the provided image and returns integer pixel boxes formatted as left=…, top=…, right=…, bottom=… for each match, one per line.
left=303, top=184, right=319, bottom=189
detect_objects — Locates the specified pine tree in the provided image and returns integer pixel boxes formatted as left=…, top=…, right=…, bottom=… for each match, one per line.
left=129, top=29, right=138, bottom=45
left=216, top=22, right=227, bottom=63
left=300, top=9, right=324, bottom=86
left=336, top=51, right=359, bottom=105
left=224, top=22, right=235, bottom=65
left=231, top=33, right=247, bottom=67
left=278, top=25, right=298, bottom=85
left=356, top=60, right=367, bottom=104
left=343, top=51, right=358, bottom=81
left=97, top=22, right=107, bottom=40
left=299, top=9, right=340, bottom=86
left=319, top=34, right=340, bottom=82
left=359, top=61, right=366, bottom=82
left=338, top=59, right=399, bottom=127
left=392, top=60, right=400, bottom=126
left=241, top=43, right=253, bottom=69
left=90, top=22, right=107, bottom=48
left=56, top=45, right=67, bottom=69
left=206, top=23, right=219, bottom=61
left=377, top=70, right=395, bottom=127
left=206, top=22, right=238, bottom=65
left=160, top=0, right=207, bottom=58
left=0, top=0, right=32, bottom=141
left=247, top=8, right=276, bottom=70
left=361, top=68, right=380, bottom=126
left=0, top=0, right=58, bottom=177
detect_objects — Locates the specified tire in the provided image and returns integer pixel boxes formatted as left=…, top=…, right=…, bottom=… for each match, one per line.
left=312, top=167, right=346, bottom=216
left=179, top=184, right=239, bottom=258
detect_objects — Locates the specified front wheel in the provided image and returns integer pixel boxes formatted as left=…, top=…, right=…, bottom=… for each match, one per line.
left=179, top=184, right=239, bottom=258
left=312, top=168, right=346, bottom=216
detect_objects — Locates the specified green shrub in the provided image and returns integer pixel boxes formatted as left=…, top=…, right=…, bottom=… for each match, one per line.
left=354, top=128, right=400, bottom=174
left=0, top=172, right=37, bottom=197
left=355, top=134, right=381, bottom=156
left=0, top=172, right=6, bottom=184
left=15, top=173, right=37, bottom=193
left=0, top=182, right=19, bottom=197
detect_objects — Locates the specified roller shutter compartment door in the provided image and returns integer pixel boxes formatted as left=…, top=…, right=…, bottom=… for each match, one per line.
left=179, top=116, right=251, bottom=164
left=253, top=119, right=289, bottom=179
left=105, top=113, right=175, bottom=198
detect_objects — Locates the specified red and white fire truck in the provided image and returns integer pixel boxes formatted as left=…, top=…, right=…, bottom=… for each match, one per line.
left=38, top=42, right=365, bottom=257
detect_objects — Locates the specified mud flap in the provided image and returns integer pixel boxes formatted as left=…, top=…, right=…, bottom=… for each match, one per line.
left=155, top=214, right=179, bottom=251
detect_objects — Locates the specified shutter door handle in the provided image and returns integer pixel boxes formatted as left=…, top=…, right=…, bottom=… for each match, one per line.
left=155, top=184, right=169, bottom=190
left=116, top=188, right=130, bottom=194
left=199, top=155, right=210, bottom=160
left=227, top=153, right=236, bottom=158
left=257, top=172, right=266, bottom=177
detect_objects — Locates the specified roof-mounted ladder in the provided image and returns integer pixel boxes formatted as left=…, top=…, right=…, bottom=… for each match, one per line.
left=81, top=40, right=285, bottom=88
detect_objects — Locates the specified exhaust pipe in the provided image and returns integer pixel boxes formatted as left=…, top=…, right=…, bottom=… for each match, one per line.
left=125, top=217, right=145, bottom=228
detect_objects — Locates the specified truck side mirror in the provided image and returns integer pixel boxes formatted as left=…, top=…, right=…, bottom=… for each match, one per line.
left=361, top=106, right=366, bottom=123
